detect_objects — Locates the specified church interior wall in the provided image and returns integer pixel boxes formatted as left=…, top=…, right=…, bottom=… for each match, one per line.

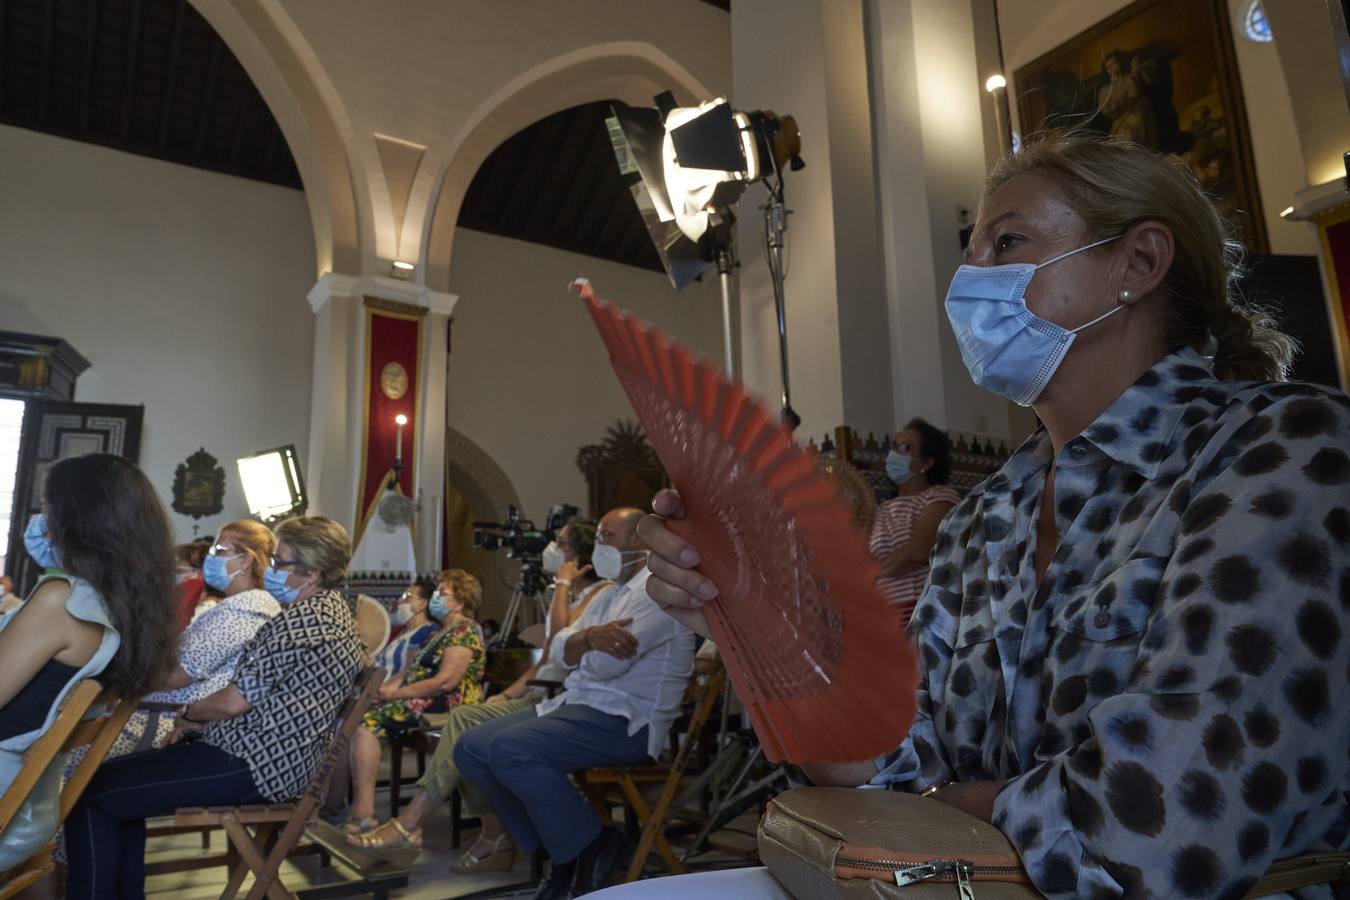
left=0, top=124, right=317, bottom=544
left=444, top=226, right=726, bottom=524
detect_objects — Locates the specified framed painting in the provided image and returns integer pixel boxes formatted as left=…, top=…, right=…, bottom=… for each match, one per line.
left=1013, top=0, right=1268, bottom=252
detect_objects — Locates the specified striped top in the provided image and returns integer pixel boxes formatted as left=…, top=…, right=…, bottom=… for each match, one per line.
left=869, top=486, right=960, bottom=626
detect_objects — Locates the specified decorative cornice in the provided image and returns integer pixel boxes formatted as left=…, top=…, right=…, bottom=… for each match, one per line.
left=1284, top=177, right=1350, bottom=223
left=307, top=273, right=458, bottom=316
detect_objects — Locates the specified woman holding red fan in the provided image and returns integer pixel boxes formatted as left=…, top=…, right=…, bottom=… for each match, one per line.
left=623, top=132, right=1350, bottom=899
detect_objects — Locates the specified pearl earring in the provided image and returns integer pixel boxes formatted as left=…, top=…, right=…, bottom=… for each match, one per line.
left=1119, top=289, right=1133, bottom=303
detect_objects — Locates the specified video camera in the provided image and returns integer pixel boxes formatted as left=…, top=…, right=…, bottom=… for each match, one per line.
left=472, top=503, right=579, bottom=564
left=474, top=503, right=580, bottom=602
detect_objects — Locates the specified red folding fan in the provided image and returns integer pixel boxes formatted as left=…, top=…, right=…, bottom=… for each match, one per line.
left=573, top=279, right=918, bottom=764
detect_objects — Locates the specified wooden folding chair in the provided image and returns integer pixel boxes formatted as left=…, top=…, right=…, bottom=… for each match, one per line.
left=0, top=679, right=138, bottom=900
left=146, top=664, right=386, bottom=900
left=580, top=656, right=726, bottom=883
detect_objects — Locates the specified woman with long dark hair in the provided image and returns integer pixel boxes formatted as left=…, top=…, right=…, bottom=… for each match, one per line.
left=0, top=453, right=178, bottom=871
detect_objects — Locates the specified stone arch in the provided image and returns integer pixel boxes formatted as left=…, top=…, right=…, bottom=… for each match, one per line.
left=192, top=0, right=362, bottom=277
left=443, top=427, right=524, bottom=621
left=423, top=41, right=716, bottom=292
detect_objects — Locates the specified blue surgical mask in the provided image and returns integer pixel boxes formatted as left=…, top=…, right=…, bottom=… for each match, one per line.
left=263, top=565, right=301, bottom=606
left=428, top=590, right=449, bottom=620
left=24, top=514, right=62, bottom=570
left=885, top=450, right=913, bottom=484
left=202, top=553, right=245, bottom=591
left=944, top=235, right=1124, bottom=405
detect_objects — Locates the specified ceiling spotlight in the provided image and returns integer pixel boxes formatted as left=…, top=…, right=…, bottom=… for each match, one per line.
left=392, top=260, right=415, bottom=270
left=1279, top=206, right=1295, bottom=218
left=985, top=74, right=1007, bottom=93
left=606, top=93, right=803, bottom=416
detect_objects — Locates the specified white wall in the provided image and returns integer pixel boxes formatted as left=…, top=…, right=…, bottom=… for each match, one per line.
left=445, top=228, right=725, bottom=522
left=0, top=126, right=317, bottom=543
left=997, top=0, right=1317, bottom=255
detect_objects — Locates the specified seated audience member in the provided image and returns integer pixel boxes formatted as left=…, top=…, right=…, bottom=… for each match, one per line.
left=348, top=517, right=611, bottom=869
left=631, top=132, right=1350, bottom=898
left=128, top=520, right=280, bottom=749
left=0, top=454, right=177, bottom=873
left=0, top=575, right=20, bottom=616
left=344, top=569, right=486, bottom=833
left=454, top=508, right=697, bottom=898
left=376, top=578, right=438, bottom=670
left=870, top=418, right=960, bottom=626
left=172, top=540, right=209, bottom=629
left=64, top=516, right=364, bottom=899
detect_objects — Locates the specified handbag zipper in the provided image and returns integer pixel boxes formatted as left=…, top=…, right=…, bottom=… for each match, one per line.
left=835, top=855, right=1024, bottom=899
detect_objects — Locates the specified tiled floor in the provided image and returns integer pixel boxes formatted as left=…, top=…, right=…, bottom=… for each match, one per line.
left=138, top=778, right=760, bottom=898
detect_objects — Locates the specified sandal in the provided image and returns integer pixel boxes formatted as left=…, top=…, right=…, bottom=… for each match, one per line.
left=346, top=817, right=423, bottom=851
left=341, top=815, right=380, bottom=836
left=448, top=832, right=516, bottom=873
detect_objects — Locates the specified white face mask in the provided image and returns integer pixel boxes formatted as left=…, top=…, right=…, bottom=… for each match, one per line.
left=591, top=542, right=648, bottom=581
left=393, top=602, right=414, bottom=625
left=541, top=541, right=566, bottom=575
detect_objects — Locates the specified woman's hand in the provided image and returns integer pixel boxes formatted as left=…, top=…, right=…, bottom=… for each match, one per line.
left=165, top=718, right=203, bottom=746
left=375, top=682, right=403, bottom=702
left=557, top=560, right=593, bottom=584
left=637, top=490, right=717, bottom=640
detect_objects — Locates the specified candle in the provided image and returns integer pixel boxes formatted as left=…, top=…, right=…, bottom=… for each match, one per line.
left=395, top=414, right=408, bottom=464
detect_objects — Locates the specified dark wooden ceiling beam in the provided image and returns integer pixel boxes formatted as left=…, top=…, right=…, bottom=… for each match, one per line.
left=543, top=120, right=613, bottom=247
left=0, top=0, right=9, bottom=114
left=36, top=0, right=56, bottom=124
left=77, top=0, right=101, bottom=133
left=497, top=116, right=558, bottom=233
left=261, top=121, right=279, bottom=175
left=156, top=0, right=186, bottom=150
left=229, top=88, right=253, bottom=166
left=118, top=0, right=141, bottom=144
left=192, top=37, right=222, bottom=156
left=523, top=107, right=601, bottom=243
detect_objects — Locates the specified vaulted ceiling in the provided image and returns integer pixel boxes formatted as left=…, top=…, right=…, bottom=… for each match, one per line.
left=0, top=0, right=301, bottom=187
left=0, top=0, right=730, bottom=273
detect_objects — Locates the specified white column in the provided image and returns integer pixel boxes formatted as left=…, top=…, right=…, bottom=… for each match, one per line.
left=865, top=0, right=1029, bottom=439
left=731, top=0, right=891, bottom=439
left=306, top=273, right=457, bottom=567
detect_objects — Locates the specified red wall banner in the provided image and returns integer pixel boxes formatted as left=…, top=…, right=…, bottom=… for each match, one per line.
left=354, top=301, right=423, bottom=545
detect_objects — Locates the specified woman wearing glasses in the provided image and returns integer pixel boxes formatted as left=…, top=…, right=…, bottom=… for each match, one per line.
left=375, top=578, right=439, bottom=677
left=64, top=516, right=365, bottom=900
left=130, top=521, right=281, bottom=749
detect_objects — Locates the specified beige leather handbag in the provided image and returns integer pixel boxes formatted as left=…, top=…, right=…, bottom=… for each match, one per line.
left=758, top=787, right=1350, bottom=899
left=758, top=788, right=1038, bottom=899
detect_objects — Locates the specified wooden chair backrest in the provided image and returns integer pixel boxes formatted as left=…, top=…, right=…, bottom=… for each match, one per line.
left=0, top=679, right=138, bottom=834
left=300, top=665, right=384, bottom=806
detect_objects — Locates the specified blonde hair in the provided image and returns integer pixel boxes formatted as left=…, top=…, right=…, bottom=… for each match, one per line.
left=275, top=516, right=350, bottom=588
left=436, top=568, right=482, bottom=620
left=985, top=131, right=1295, bottom=381
left=218, top=519, right=276, bottom=587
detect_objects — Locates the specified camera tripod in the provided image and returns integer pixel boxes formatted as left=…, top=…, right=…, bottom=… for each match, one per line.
left=493, top=577, right=549, bottom=647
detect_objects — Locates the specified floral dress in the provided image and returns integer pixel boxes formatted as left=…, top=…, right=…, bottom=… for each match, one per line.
left=361, top=616, right=485, bottom=739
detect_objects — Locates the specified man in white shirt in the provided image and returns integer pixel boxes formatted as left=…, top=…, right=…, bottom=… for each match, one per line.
left=455, top=507, right=697, bottom=899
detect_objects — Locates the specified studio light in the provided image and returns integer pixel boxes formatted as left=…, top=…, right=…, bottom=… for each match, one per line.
left=606, top=92, right=804, bottom=416
left=237, top=444, right=307, bottom=522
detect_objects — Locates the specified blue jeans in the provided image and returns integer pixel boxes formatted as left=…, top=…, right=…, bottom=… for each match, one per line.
left=65, top=740, right=265, bottom=900
left=454, top=704, right=651, bottom=863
